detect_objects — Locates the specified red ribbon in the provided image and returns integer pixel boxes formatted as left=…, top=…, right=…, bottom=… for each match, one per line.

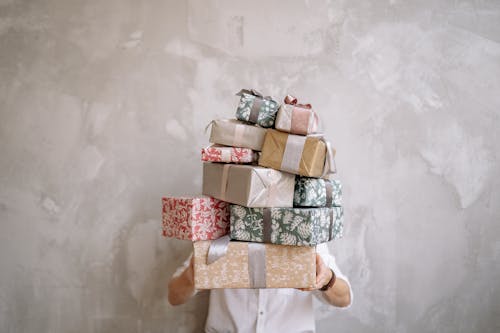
left=284, top=95, right=312, bottom=109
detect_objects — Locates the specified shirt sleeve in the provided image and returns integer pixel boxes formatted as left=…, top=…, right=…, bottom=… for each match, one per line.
left=313, top=243, right=353, bottom=308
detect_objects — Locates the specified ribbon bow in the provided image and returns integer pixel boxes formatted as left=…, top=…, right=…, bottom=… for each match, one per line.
left=284, top=94, right=312, bottom=109
left=236, top=89, right=272, bottom=101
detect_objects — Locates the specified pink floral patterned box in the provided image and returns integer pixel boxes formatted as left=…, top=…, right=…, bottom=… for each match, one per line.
left=201, top=145, right=258, bottom=164
left=162, top=196, right=230, bottom=241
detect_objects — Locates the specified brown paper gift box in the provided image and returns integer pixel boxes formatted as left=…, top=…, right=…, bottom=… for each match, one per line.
left=202, top=162, right=295, bottom=207
left=193, top=239, right=316, bottom=289
left=259, top=129, right=333, bottom=178
left=209, top=119, right=268, bottom=151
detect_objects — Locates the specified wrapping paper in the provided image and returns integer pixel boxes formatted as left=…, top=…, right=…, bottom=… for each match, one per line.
left=259, top=129, right=335, bottom=178
left=208, top=119, right=267, bottom=151
left=230, top=205, right=344, bottom=246
left=294, top=177, right=342, bottom=207
left=235, top=89, right=279, bottom=128
left=275, top=104, right=319, bottom=135
left=194, top=239, right=316, bottom=289
left=202, top=162, right=295, bottom=207
left=201, top=145, right=258, bottom=164
left=162, top=196, right=230, bottom=241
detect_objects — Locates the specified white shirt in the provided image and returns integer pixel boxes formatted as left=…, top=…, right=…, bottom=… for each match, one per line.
left=173, top=243, right=352, bottom=333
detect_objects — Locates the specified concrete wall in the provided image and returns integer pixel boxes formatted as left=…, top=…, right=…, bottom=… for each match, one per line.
left=1, top=0, right=499, bottom=332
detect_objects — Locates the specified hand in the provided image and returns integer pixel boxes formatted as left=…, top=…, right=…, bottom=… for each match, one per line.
left=297, top=254, right=333, bottom=291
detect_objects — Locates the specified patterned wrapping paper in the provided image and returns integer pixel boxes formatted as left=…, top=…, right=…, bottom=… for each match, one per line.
left=229, top=205, right=344, bottom=246
left=259, top=129, right=335, bottom=178
left=162, top=196, right=230, bottom=241
left=201, top=145, right=258, bottom=164
left=235, top=89, right=279, bottom=128
left=208, top=119, right=267, bottom=151
left=202, top=162, right=295, bottom=207
left=275, top=101, right=319, bottom=135
left=294, top=177, right=342, bottom=207
left=193, top=239, right=316, bottom=289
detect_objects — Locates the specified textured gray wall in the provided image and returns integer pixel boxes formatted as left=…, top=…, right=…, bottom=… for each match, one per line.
left=1, top=0, right=499, bottom=332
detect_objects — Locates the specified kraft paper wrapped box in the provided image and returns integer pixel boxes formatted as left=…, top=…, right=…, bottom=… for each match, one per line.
left=294, top=177, right=342, bottom=207
left=259, top=129, right=335, bottom=178
left=162, top=196, right=230, bottom=241
left=235, top=89, right=280, bottom=128
left=201, top=144, right=258, bottom=164
left=193, top=237, right=316, bottom=289
left=202, top=162, right=295, bottom=207
left=208, top=119, right=267, bottom=151
left=275, top=95, right=319, bottom=135
left=230, top=205, right=344, bottom=246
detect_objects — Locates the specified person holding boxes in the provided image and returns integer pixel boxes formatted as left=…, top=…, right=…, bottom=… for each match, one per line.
left=164, top=89, right=352, bottom=333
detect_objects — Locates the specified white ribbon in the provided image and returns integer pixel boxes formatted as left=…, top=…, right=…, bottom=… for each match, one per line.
left=233, top=124, right=246, bottom=147
left=207, top=235, right=231, bottom=265
left=220, top=164, right=231, bottom=201
left=281, top=135, right=307, bottom=174
left=248, top=243, right=267, bottom=288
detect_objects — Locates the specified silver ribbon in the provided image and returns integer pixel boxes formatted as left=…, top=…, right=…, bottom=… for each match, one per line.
left=207, top=235, right=231, bottom=265
left=328, top=208, right=334, bottom=241
left=322, top=141, right=336, bottom=177
left=281, top=134, right=307, bottom=174
left=204, top=120, right=216, bottom=134
left=325, top=181, right=333, bottom=207
left=207, top=235, right=267, bottom=288
left=262, top=208, right=272, bottom=243
left=249, top=98, right=262, bottom=123
left=248, top=243, right=267, bottom=288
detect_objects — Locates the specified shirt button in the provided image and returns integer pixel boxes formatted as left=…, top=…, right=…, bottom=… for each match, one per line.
left=259, top=311, right=264, bottom=315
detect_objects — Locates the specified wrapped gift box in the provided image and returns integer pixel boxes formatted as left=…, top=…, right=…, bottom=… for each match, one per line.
left=202, top=162, right=294, bottom=207
left=294, top=177, right=342, bottom=207
left=208, top=119, right=267, bottom=151
left=275, top=96, right=319, bottom=135
left=162, top=196, right=230, bottom=241
left=230, top=205, right=344, bottom=246
left=201, top=144, right=258, bottom=164
left=259, top=129, right=335, bottom=178
left=235, top=89, right=279, bottom=128
left=194, top=238, right=316, bottom=289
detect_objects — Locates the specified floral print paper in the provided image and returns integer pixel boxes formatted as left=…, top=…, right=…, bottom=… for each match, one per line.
left=294, top=177, right=342, bottom=207
left=230, top=205, right=344, bottom=246
left=236, top=93, right=279, bottom=128
left=194, top=240, right=316, bottom=289
left=201, top=145, right=258, bottom=163
left=162, top=196, right=230, bottom=241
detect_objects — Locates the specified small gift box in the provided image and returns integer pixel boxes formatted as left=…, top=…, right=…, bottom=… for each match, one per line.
left=201, top=144, right=258, bottom=164
left=294, top=177, right=342, bottom=207
left=258, top=129, right=336, bottom=178
left=275, top=95, right=319, bottom=135
left=230, top=205, right=344, bottom=246
left=235, top=89, right=279, bottom=128
left=193, top=236, right=316, bottom=289
left=202, top=162, right=295, bottom=207
left=208, top=119, right=267, bottom=151
left=162, top=196, right=230, bottom=241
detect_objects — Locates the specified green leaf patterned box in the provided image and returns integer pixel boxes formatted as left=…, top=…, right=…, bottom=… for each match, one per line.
left=230, top=205, right=344, bottom=246
left=294, top=177, right=342, bottom=207
left=235, top=89, right=279, bottom=128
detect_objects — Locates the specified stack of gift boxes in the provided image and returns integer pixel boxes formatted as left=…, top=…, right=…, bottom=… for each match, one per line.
left=162, top=89, right=343, bottom=289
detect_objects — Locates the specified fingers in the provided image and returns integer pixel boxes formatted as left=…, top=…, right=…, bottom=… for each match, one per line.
left=315, top=254, right=331, bottom=288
